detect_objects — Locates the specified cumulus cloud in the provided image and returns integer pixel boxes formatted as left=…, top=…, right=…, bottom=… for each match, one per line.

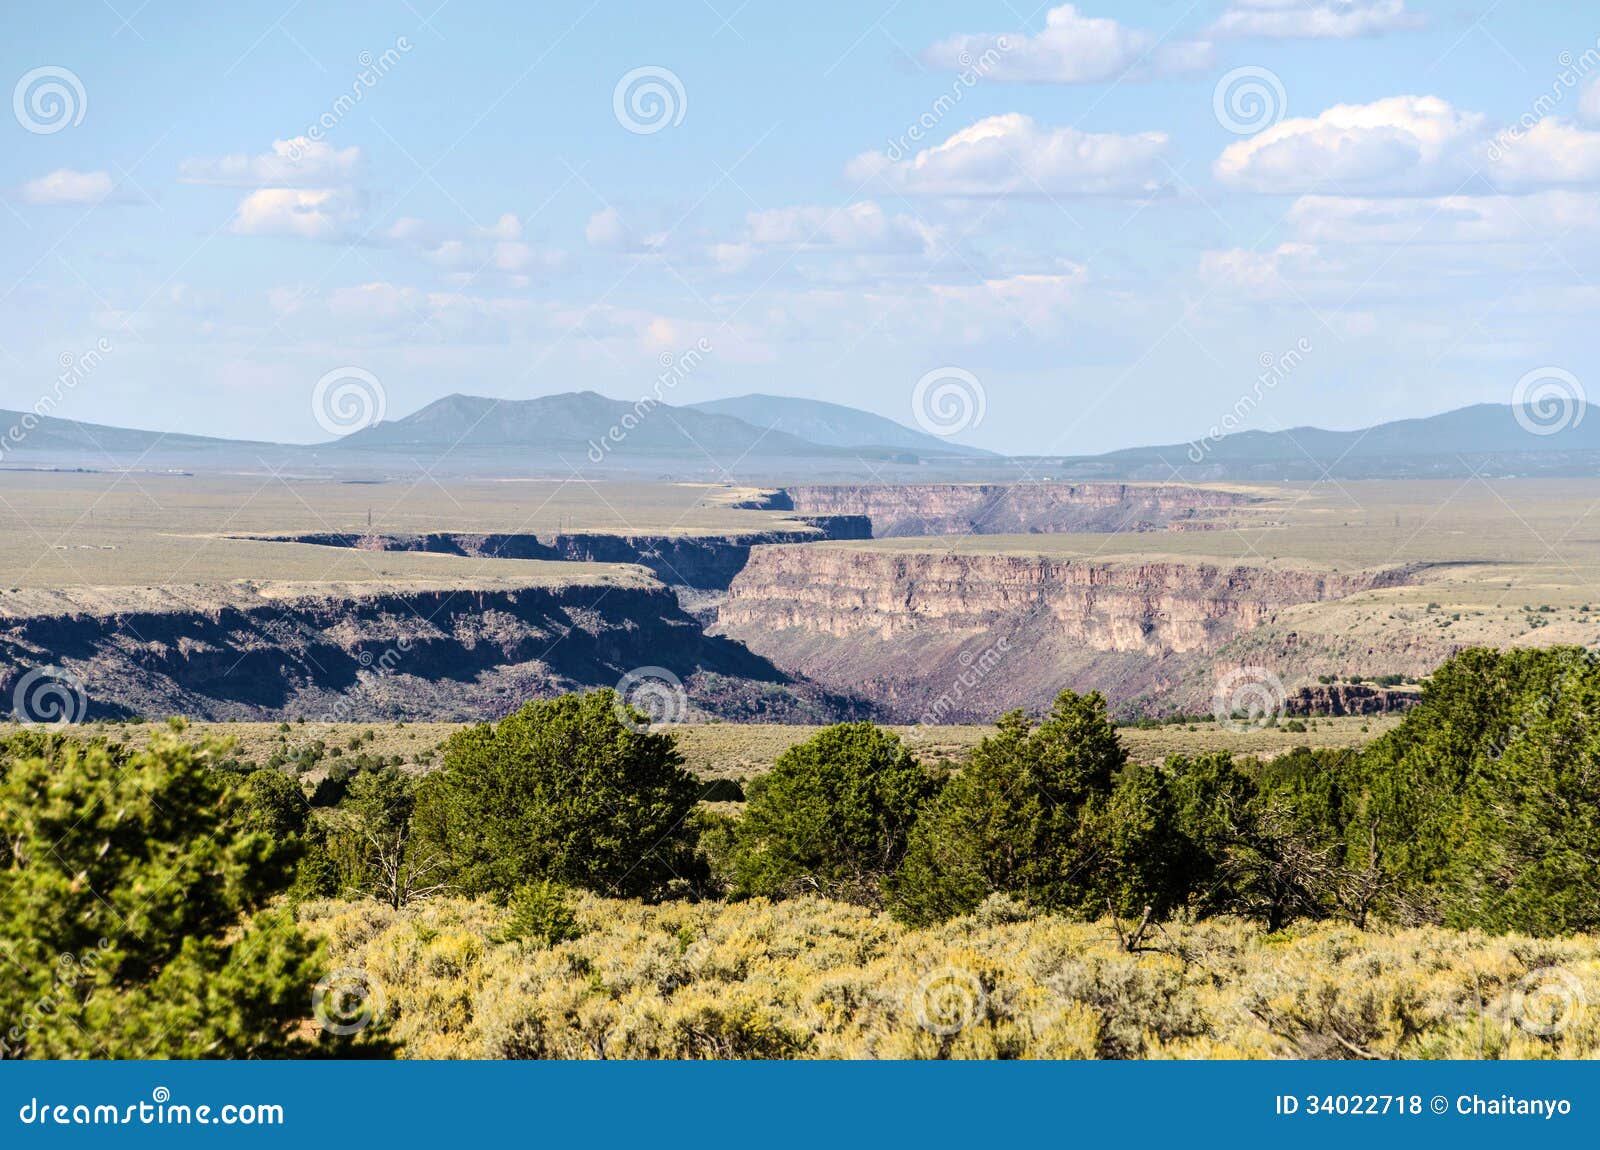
left=849, top=113, right=1171, bottom=198
left=180, top=138, right=360, bottom=189
left=19, top=168, right=124, bottom=205
left=1215, top=95, right=1600, bottom=195
left=1209, top=0, right=1425, bottom=39
left=922, top=4, right=1212, bottom=83
left=232, top=188, right=362, bottom=240
left=384, top=211, right=566, bottom=279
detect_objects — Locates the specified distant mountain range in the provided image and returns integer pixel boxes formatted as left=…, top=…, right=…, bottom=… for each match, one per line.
left=683, top=394, right=997, bottom=457
left=333, top=390, right=990, bottom=461
left=0, top=391, right=1595, bottom=480
left=1057, top=402, right=1600, bottom=480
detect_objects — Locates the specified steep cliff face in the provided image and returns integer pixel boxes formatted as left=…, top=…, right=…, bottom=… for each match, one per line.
left=783, top=483, right=1254, bottom=537
left=254, top=519, right=870, bottom=591
left=0, top=581, right=863, bottom=724
left=714, top=546, right=1415, bottom=720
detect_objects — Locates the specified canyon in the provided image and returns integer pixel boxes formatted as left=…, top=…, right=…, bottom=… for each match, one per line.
left=0, top=481, right=1449, bottom=724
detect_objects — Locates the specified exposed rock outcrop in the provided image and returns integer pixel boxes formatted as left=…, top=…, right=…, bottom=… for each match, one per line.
left=0, top=580, right=866, bottom=724
left=247, top=521, right=870, bottom=591
left=1285, top=683, right=1420, bottom=716
left=714, top=545, right=1417, bottom=721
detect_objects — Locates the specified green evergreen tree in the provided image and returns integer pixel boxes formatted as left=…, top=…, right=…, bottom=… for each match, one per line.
left=414, top=690, right=701, bottom=900
left=890, top=690, right=1124, bottom=925
left=731, top=722, right=936, bottom=905
left=0, top=736, right=321, bottom=1058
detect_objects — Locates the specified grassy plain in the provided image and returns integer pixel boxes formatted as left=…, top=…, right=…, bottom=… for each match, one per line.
left=0, top=472, right=799, bottom=591
left=74, top=714, right=1401, bottom=781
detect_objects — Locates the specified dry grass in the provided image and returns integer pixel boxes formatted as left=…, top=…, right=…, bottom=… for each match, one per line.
left=300, top=893, right=1600, bottom=1060
left=68, top=715, right=1399, bottom=782
left=0, top=473, right=800, bottom=590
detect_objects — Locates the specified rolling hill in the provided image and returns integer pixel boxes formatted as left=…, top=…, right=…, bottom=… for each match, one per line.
left=684, top=393, right=994, bottom=457
left=1059, top=403, right=1600, bottom=480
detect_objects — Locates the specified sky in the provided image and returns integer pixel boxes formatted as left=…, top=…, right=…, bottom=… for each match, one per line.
left=2, top=0, right=1599, bottom=455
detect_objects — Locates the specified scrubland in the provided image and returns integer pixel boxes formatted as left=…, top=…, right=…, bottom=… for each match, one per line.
left=302, top=894, right=1599, bottom=1060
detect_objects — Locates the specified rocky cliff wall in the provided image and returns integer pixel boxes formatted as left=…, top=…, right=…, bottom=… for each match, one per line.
left=252, top=519, right=870, bottom=591
left=0, top=581, right=862, bottom=724
left=714, top=545, right=1416, bottom=720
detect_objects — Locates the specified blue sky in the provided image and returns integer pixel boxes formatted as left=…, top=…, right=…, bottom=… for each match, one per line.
left=3, top=0, right=1599, bottom=453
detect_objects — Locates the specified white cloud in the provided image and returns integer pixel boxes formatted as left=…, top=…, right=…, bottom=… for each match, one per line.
left=1215, top=95, right=1600, bottom=195
left=1215, top=96, right=1480, bottom=194
left=180, top=138, right=361, bottom=189
left=849, top=113, right=1171, bottom=198
left=1583, top=76, right=1600, bottom=126
left=232, top=188, right=361, bottom=240
left=1284, top=190, right=1600, bottom=245
left=586, top=206, right=646, bottom=252
left=19, top=168, right=121, bottom=205
left=927, top=271, right=1085, bottom=336
left=384, top=212, right=566, bottom=278
left=922, top=4, right=1211, bottom=84
left=1209, top=1, right=1425, bottom=39
left=742, top=202, right=939, bottom=254
left=477, top=213, right=521, bottom=240
left=1197, top=242, right=1338, bottom=300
